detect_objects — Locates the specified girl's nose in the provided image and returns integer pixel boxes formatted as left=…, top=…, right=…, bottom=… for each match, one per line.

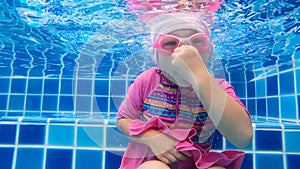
left=178, top=41, right=189, bottom=46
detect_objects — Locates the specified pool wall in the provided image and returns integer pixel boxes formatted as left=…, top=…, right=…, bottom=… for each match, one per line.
left=0, top=66, right=300, bottom=169
left=0, top=0, right=300, bottom=168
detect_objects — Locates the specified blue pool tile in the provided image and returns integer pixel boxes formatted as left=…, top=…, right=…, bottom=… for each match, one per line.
left=279, top=71, right=295, bottom=95
left=256, top=98, right=266, bottom=117
left=247, top=99, right=256, bottom=116
left=61, top=67, right=76, bottom=78
left=48, top=125, right=74, bottom=146
left=241, top=153, right=253, bottom=169
left=0, top=147, right=14, bottom=169
left=111, top=80, right=126, bottom=96
left=246, top=81, right=255, bottom=98
left=229, top=69, right=246, bottom=82
left=0, top=111, right=6, bottom=117
left=285, top=131, right=300, bottom=152
left=12, top=59, right=29, bottom=76
left=95, top=97, right=108, bottom=112
left=0, top=124, right=16, bottom=144
left=44, top=79, right=59, bottom=94
left=46, top=149, right=73, bottom=169
left=59, top=96, right=74, bottom=111
left=283, top=122, right=300, bottom=129
left=75, top=149, right=103, bottom=169
left=77, top=126, right=103, bottom=147
left=255, top=130, right=282, bottom=151
left=296, top=69, right=300, bottom=93
left=26, top=95, right=42, bottom=111
left=110, top=96, right=123, bottom=112
left=267, top=75, right=278, bottom=96
left=77, top=79, right=92, bottom=95
left=256, top=154, right=284, bottom=169
left=231, top=82, right=246, bottom=98
left=0, top=78, right=10, bottom=93
left=211, top=130, right=223, bottom=150
left=223, top=69, right=229, bottom=80
left=286, top=154, right=300, bottom=169
left=0, top=116, right=19, bottom=122
left=27, top=79, right=43, bottom=94
left=105, top=151, right=123, bottom=169
left=11, top=78, right=26, bottom=93
left=280, top=96, right=297, bottom=119
left=75, top=96, right=92, bottom=112
left=7, top=111, right=24, bottom=116
left=19, top=124, right=45, bottom=144
left=61, top=79, right=73, bottom=94
left=255, top=79, right=266, bottom=97
left=106, top=127, right=130, bottom=148
left=0, top=95, right=8, bottom=110
left=240, top=99, right=247, bottom=108
left=0, top=67, right=11, bottom=76
left=255, top=122, right=282, bottom=129
left=41, top=112, right=60, bottom=118
left=298, top=95, right=300, bottom=120
left=267, top=97, right=279, bottom=118
left=16, top=148, right=44, bottom=169
left=42, top=96, right=58, bottom=111
left=108, top=118, right=117, bottom=125
left=29, top=67, right=44, bottom=77
left=9, top=95, right=25, bottom=110
left=22, top=117, right=48, bottom=123
left=94, top=80, right=109, bottom=95
left=23, top=112, right=40, bottom=117
left=278, top=59, right=293, bottom=71
left=246, top=70, right=255, bottom=82
left=50, top=118, right=76, bottom=123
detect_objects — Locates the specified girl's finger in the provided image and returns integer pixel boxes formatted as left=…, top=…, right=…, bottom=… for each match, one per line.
left=181, top=151, right=192, bottom=157
left=159, top=156, right=171, bottom=164
left=163, top=152, right=177, bottom=163
left=169, top=148, right=187, bottom=160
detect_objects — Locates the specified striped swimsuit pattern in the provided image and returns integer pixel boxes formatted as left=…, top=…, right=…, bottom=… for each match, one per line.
left=142, top=74, right=215, bottom=151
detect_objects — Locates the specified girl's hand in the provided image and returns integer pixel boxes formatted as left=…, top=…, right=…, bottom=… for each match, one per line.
left=171, top=45, right=210, bottom=86
left=147, top=132, right=191, bottom=164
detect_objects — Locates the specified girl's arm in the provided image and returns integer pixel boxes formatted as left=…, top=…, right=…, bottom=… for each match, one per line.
left=172, top=45, right=253, bottom=148
left=193, top=75, right=253, bottom=148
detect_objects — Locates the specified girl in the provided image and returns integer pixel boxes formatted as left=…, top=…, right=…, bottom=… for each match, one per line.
left=116, top=12, right=253, bottom=169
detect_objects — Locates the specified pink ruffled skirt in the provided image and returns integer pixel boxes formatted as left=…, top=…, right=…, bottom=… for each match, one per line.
left=119, top=117, right=245, bottom=169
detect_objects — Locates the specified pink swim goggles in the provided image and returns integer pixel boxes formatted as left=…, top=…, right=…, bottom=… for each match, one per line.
left=152, top=33, right=211, bottom=54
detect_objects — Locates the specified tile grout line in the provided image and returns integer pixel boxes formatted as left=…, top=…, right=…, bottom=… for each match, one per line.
left=72, top=119, right=79, bottom=169
left=43, top=118, right=51, bottom=169
left=252, top=123, right=256, bottom=169
left=281, top=123, right=287, bottom=169
left=102, top=119, right=108, bottom=169
left=11, top=117, right=22, bottom=169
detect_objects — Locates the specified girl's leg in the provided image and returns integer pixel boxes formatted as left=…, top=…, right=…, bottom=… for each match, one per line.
left=137, top=160, right=171, bottom=169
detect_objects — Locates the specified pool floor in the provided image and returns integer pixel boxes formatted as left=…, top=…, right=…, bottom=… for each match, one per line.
left=0, top=116, right=300, bottom=169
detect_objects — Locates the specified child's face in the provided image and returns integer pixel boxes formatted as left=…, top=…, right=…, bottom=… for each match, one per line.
left=156, top=29, right=212, bottom=87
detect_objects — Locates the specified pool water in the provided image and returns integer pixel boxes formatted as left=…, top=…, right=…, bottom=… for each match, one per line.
left=0, top=0, right=300, bottom=169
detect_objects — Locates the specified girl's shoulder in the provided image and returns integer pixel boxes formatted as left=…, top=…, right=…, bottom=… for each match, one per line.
left=138, top=67, right=160, bottom=77
left=134, top=67, right=161, bottom=84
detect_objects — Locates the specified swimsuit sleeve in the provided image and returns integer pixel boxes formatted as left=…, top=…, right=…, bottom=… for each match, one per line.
left=117, top=68, right=160, bottom=119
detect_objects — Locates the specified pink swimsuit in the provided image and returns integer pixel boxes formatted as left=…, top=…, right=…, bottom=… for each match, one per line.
left=117, top=68, right=249, bottom=169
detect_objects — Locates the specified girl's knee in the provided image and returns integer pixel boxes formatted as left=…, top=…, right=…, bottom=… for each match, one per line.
left=137, top=160, right=170, bottom=169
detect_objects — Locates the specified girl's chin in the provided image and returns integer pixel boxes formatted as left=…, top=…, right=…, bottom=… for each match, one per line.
left=160, top=70, right=191, bottom=87
left=172, top=72, right=191, bottom=87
